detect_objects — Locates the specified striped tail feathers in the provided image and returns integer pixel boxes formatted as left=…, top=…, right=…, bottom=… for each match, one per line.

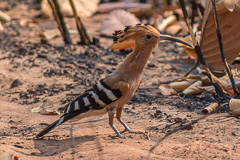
left=37, top=109, right=88, bottom=138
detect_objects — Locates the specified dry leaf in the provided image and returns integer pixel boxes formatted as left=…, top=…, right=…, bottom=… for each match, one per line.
left=183, top=81, right=202, bottom=95
left=159, top=84, right=177, bottom=96
left=41, top=0, right=99, bottom=19
left=32, top=100, right=60, bottom=115
left=200, top=0, right=240, bottom=71
left=198, top=85, right=216, bottom=94
left=170, top=76, right=201, bottom=91
left=31, top=107, right=42, bottom=113
left=224, top=0, right=240, bottom=11
left=39, top=29, right=61, bottom=40
left=170, top=79, right=198, bottom=91
left=202, top=103, right=218, bottom=114
left=166, top=22, right=182, bottom=35
left=229, top=98, right=240, bottom=116
left=0, top=150, right=18, bottom=160
left=40, top=109, right=60, bottom=115
left=0, top=21, right=4, bottom=32
left=100, top=9, right=140, bottom=37
left=0, top=11, right=11, bottom=22
left=97, top=2, right=151, bottom=14
left=157, top=15, right=177, bottom=32
left=42, top=100, right=53, bottom=109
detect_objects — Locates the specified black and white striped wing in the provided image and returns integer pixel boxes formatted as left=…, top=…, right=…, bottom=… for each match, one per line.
left=36, top=79, right=124, bottom=137
left=64, top=79, right=123, bottom=114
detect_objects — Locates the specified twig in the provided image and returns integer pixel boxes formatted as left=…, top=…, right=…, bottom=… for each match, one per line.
left=51, top=0, right=72, bottom=44
left=179, top=0, right=226, bottom=97
left=47, top=0, right=63, bottom=35
left=191, top=0, right=197, bottom=27
left=211, top=0, right=239, bottom=97
left=66, top=93, right=81, bottom=96
left=69, top=0, right=91, bottom=45
left=193, top=0, right=205, bottom=16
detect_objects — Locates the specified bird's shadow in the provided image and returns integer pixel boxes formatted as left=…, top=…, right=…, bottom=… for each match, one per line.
left=31, top=135, right=95, bottom=157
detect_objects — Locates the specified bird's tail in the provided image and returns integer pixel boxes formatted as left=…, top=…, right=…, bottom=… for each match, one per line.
left=36, top=111, right=82, bottom=138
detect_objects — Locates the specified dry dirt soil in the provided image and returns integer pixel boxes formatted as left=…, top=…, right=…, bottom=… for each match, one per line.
left=0, top=1, right=240, bottom=160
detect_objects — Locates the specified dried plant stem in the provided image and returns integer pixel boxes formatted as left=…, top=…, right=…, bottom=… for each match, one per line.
left=51, top=0, right=72, bottom=44
left=191, top=0, right=197, bottom=27
left=179, top=0, right=225, bottom=97
left=193, top=0, right=205, bottom=15
left=69, top=0, right=91, bottom=45
left=47, top=0, right=63, bottom=34
left=211, top=0, right=239, bottom=96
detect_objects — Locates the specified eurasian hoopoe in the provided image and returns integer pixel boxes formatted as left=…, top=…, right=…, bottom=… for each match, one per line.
left=37, top=24, right=192, bottom=138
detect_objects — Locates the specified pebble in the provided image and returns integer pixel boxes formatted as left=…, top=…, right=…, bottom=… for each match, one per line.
left=10, top=79, right=23, bottom=88
left=14, top=144, right=24, bottom=148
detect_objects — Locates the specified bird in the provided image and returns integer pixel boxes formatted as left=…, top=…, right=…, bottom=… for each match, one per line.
left=36, top=24, right=192, bottom=138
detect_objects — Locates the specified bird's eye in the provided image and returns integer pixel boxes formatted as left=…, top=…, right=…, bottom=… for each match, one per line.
left=146, top=35, right=152, bottom=39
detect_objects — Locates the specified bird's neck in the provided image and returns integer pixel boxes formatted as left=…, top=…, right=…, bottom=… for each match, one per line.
left=118, top=44, right=154, bottom=78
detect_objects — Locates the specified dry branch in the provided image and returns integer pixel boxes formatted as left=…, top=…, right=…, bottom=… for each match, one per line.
left=69, top=0, right=91, bottom=45
left=179, top=0, right=226, bottom=97
left=49, top=0, right=72, bottom=44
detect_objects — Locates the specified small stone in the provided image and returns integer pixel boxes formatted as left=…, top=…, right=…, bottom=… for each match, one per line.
left=26, top=137, right=32, bottom=140
left=174, top=117, right=182, bottom=123
left=147, top=63, right=157, bottom=68
left=10, top=79, right=23, bottom=88
left=14, top=144, right=24, bottom=148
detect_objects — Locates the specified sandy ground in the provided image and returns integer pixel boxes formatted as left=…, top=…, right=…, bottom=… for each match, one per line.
left=0, top=1, right=240, bottom=160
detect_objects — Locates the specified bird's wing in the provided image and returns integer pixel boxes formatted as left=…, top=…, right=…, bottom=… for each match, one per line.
left=63, top=79, right=129, bottom=115
left=36, top=79, right=129, bottom=137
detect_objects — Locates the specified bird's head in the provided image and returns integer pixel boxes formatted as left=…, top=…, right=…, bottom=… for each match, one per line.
left=112, top=24, right=192, bottom=49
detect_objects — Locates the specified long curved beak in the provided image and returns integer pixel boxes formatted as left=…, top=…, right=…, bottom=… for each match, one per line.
left=159, top=35, right=193, bottom=48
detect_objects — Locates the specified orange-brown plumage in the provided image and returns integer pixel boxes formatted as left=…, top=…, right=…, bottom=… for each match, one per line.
left=37, top=24, right=191, bottom=138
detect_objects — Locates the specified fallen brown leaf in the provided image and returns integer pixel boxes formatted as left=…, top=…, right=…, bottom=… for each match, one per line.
left=0, top=11, right=11, bottom=22
left=170, top=76, right=201, bottom=91
left=159, top=84, right=177, bottom=96
left=0, top=21, right=4, bottom=32
left=41, top=0, right=99, bottom=19
left=200, top=0, right=240, bottom=71
left=39, top=29, right=61, bottom=40
left=183, top=81, right=202, bottom=95
left=97, top=2, right=151, bottom=14
left=100, top=9, right=140, bottom=37
left=0, top=150, right=18, bottom=160
left=229, top=98, right=240, bottom=116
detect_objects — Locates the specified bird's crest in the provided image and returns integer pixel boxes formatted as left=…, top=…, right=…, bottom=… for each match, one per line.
left=112, top=24, right=160, bottom=43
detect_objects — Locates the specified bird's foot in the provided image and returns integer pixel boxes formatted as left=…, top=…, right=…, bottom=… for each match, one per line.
left=110, top=124, right=125, bottom=138
left=123, top=128, right=144, bottom=134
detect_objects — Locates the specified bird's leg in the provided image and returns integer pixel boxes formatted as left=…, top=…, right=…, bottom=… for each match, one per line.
left=108, top=106, right=125, bottom=138
left=116, top=107, right=143, bottom=134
